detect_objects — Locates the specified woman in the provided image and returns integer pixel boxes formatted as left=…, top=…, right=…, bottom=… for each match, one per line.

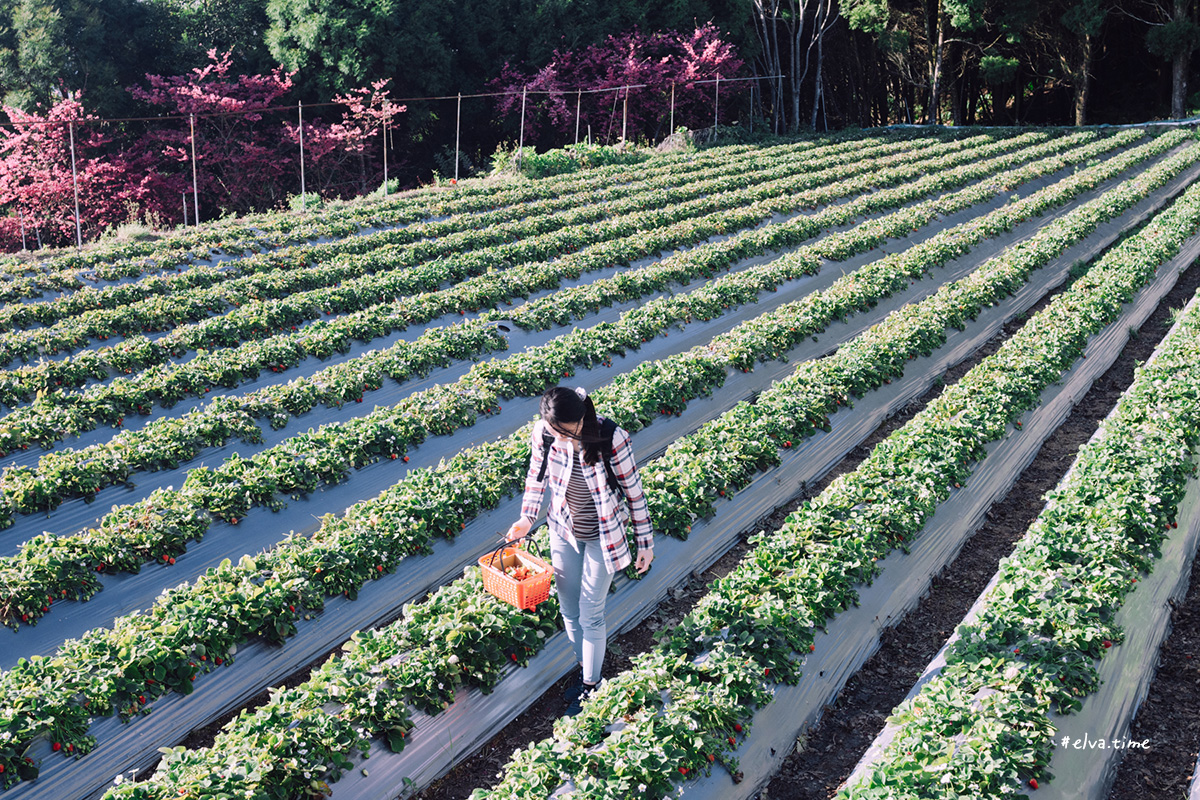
left=507, top=386, right=653, bottom=715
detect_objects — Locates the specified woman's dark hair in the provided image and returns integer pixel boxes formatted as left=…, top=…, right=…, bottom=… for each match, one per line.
left=540, top=386, right=604, bottom=465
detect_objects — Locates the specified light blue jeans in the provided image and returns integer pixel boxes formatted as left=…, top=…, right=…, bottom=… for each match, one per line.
left=550, top=530, right=615, bottom=684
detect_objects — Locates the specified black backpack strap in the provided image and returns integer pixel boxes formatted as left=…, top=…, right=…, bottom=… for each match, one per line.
left=535, top=428, right=555, bottom=483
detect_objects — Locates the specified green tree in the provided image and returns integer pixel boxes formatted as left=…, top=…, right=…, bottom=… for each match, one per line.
left=143, top=0, right=274, bottom=76
left=265, top=0, right=453, bottom=99
left=1, top=0, right=65, bottom=109
left=0, top=0, right=166, bottom=115
left=1142, top=0, right=1200, bottom=117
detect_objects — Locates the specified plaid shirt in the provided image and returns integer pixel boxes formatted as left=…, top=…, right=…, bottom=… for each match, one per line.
left=521, top=418, right=653, bottom=574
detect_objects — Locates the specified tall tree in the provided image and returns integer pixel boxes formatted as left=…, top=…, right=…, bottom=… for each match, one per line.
left=1060, top=0, right=1113, bottom=125
left=750, top=0, right=841, bottom=131
left=1, top=0, right=66, bottom=109
left=0, top=0, right=162, bottom=114
left=265, top=0, right=453, bottom=99
left=143, top=0, right=274, bottom=76
left=1140, top=0, right=1200, bottom=117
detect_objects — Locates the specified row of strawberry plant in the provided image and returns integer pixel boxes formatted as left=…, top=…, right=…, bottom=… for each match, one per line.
left=0, top=128, right=1171, bottom=638
left=0, top=138, right=839, bottom=317
left=0, top=131, right=1107, bottom=460
left=0, top=129, right=1187, bottom=790
left=88, top=134, right=1200, bottom=800
left=0, top=133, right=986, bottom=366
left=839, top=239, right=1200, bottom=799
left=0, top=141, right=768, bottom=286
left=0, top=129, right=1120, bottom=421
left=463, top=128, right=1200, bottom=800
left=0, top=125, right=1152, bottom=581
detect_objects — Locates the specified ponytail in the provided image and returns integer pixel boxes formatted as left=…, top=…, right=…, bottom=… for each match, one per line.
left=579, top=393, right=603, bottom=466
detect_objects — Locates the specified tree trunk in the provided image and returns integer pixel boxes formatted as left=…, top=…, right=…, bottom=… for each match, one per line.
left=1172, top=51, right=1187, bottom=117
left=789, top=7, right=804, bottom=132
left=809, top=0, right=835, bottom=130
left=950, top=40, right=964, bottom=125
left=926, top=0, right=944, bottom=123
left=1074, top=33, right=1093, bottom=125
left=1172, top=0, right=1190, bottom=118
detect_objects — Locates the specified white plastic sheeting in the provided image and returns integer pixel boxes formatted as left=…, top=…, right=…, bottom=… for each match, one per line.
left=5, top=146, right=1196, bottom=800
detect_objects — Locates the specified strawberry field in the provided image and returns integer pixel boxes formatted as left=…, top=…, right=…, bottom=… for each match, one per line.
left=2, top=126, right=1200, bottom=800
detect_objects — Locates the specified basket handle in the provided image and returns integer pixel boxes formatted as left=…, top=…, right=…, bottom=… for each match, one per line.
left=489, top=533, right=541, bottom=568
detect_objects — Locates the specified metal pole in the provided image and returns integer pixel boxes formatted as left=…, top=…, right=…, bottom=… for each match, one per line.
left=182, top=194, right=188, bottom=227
left=190, top=113, right=200, bottom=225
left=670, top=83, right=675, bottom=135
left=455, top=93, right=462, bottom=181
left=382, top=115, right=388, bottom=195
left=518, top=86, right=527, bottom=170
left=574, top=89, right=581, bottom=146
left=68, top=121, right=82, bottom=248
left=621, top=86, right=628, bottom=147
left=714, top=75, right=720, bottom=132
left=749, top=83, right=754, bottom=134
left=298, top=102, right=307, bottom=211
left=18, top=215, right=26, bottom=251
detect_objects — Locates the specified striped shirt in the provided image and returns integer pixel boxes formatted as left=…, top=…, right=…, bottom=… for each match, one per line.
left=565, top=458, right=600, bottom=540
left=521, top=418, right=653, bottom=574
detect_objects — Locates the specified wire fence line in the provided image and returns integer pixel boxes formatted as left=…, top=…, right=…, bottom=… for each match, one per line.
left=2, top=74, right=779, bottom=252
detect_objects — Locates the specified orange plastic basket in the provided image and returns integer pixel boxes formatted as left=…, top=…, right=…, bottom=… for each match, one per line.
left=479, top=542, right=553, bottom=610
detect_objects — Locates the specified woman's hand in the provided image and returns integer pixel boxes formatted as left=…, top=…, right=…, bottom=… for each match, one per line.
left=506, top=517, right=532, bottom=542
left=635, top=548, right=654, bottom=574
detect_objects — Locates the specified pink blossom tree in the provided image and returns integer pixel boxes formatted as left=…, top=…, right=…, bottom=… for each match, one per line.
left=0, top=93, right=171, bottom=250
left=492, top=23, right=746, bottom=146
left=128, top=49, right=297, bottom=216
left=282, top=80, right=406, bottom=197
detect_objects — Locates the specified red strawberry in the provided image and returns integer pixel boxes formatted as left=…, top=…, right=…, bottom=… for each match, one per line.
left=679, top=767, right=688, bottom=775
left=734, top=723, right=743, bottom=732
left=52, top=743, right=61, bottom=752
left=1029, top=778, right=1038, bottom=789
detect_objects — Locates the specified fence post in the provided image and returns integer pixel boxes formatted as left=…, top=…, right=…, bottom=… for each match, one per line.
left=382, top=114, right=389, bottom=195
left=621, top=86, right=628, bottom=147
left=714, top=74, right=720, bottom=133
left=182, top=194, right=188, bottom=227
left=68, top=121, right=83, bottom=249
left=574, top=89, right=581, bottom=146
left=18, top=215, right=26, bottom=251
left=749, top=82, right=754, bottom=134
left=670, top=83, right=675, bottom=136
left=190, top=114, right=200, bottom=225
left=298, top=102, right=307, bottom=211
left=518, top=86, right=527, bottom=171
left=455, top=93, right=462, bottom=182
